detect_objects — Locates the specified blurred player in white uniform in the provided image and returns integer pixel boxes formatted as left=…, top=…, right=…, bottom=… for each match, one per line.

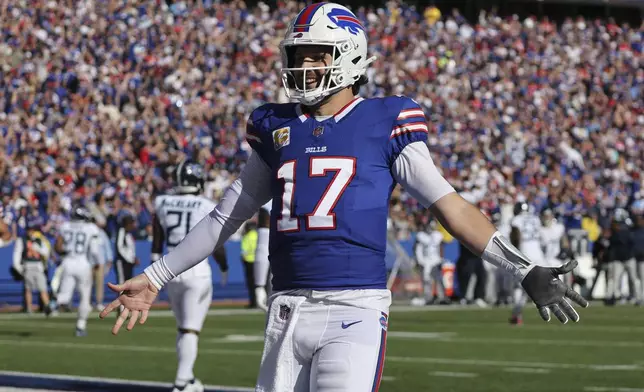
left=509, top=202, right=544, bottom=324
left=540, top=209, right=571, bottom=285
left=152, top=160, right=229, bottom=392
left=254, top=200, right=272, bottom=311
left=413, top=219, right=446, bottom=304
left=55, top=207, right=102, bottom=336
left=490, top=212, right=513, bottom=305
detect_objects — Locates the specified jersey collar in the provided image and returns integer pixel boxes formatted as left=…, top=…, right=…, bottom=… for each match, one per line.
left=295, top=96, right=365, bottom=123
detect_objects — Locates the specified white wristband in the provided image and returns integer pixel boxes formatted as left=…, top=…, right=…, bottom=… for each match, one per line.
left=481, top=231, right=536, bottom=281
left=143, top=257, right=175, bottom=290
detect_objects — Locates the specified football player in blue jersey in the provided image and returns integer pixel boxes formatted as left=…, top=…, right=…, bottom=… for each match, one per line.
left=100, top=3, right=588, bottom=391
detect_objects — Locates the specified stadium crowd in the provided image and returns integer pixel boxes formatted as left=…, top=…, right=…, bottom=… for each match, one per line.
left=0, top=0, right=642, bottom=247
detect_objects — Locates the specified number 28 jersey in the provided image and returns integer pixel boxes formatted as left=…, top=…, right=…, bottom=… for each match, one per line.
left=154, top=194, right=216, bottom=279
left=59, top=221, right=101, bottom=265
left=246, top=96, right=429, bottom=291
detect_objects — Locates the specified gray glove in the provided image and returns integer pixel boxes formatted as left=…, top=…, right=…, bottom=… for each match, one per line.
left=522, top=260, right=589, bottom=324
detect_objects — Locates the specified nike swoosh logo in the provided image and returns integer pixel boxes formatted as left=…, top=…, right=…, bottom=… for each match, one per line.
left=341, top=320, right=363, bottom=329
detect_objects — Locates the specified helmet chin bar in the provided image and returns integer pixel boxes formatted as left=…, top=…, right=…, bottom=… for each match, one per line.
left=281, top=64, right=345, bottom=106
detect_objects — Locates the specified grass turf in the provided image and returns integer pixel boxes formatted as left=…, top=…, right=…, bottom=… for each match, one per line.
left=0, top=305, right=642, bottom=392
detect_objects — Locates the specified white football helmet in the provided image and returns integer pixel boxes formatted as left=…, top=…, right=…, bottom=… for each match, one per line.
left=279, top=3, right=376, bottom=106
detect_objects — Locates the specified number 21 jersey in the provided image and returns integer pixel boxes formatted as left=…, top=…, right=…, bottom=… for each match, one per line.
left=154, top=194, right=216, bottom=279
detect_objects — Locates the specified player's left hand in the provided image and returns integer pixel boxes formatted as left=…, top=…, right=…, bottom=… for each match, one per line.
left=522, top=260, right=589, bottom=324
left=220, top=270, right=228, bottom=287
left=99, top=273, right=159, bottom=335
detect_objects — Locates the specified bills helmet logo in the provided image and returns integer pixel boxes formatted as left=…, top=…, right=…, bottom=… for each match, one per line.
left=327, top=8, right=364, bottom=36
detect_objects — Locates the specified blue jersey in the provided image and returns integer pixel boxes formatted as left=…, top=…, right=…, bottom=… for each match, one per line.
left=246, top=96, right=428, bottom=290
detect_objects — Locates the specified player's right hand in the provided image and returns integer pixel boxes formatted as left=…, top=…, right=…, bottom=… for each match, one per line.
left=99, top=273, right=159, bottom=335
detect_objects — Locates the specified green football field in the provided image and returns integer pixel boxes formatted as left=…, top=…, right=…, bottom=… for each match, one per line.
left=0, top=304, right=642, bottom=392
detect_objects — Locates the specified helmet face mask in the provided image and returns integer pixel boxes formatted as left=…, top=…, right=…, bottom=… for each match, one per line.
left=282, top=44, right=340, bottom=99
left=279, top=3, right=376, bottom=106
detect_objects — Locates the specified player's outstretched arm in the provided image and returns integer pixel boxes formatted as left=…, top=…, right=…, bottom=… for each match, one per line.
left=430, top=194, right=588, bottom=323
left=392, top=142, right=589, bottom=323
left=99, top=151, right=272, bottom=334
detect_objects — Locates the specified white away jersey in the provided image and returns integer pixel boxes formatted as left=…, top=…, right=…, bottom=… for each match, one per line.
left=541, top=222, right=566, bottom=262
left=154, top=194, right=216, bottom=279
left=511, top=213, right=544, bottom=263
left=415, top=230, right=443, bottom=266
left=59, top=221, right=102, bottom=265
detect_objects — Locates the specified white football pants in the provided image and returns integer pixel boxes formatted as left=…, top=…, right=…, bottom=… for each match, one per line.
left=167, top=276, right=213, bottom=331
left=256, top=289, right=391, bottom=392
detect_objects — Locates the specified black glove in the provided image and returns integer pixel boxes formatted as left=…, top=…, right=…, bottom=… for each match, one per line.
left=522, top=260, right=589, bottom=324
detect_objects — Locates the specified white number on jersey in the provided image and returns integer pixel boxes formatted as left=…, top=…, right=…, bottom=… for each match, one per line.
left=62, top=230, right=88, bottom=255
left=277, top=157, right=356, bottom=232
left=165, top=210, right=192, bottom=247
left=60, top=222, right=99, bottom=258
left=513, top=215, right=541, bottom=242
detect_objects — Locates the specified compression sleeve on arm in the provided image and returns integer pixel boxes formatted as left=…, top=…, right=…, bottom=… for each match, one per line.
left=482, top=231, right=537, bottom=280
left=144, top=151, right=273, bottom=290
left=391, top=141, right=456, bottom=208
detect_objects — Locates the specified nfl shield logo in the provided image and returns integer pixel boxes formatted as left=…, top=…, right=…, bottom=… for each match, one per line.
left=272, top=127, right=290, bottom=150
left=313, top=126, right=324, bottom=137
left=279, top=305, right=291, bottom=321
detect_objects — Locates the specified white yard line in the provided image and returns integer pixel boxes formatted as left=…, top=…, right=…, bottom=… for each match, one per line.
left=204, top=332, right=642, bottom=349
left=1, top=318, right=640, bottom=349
left=584, top=387, right=644, bottom=392
left=430, top=371, right=478, bottom=378
left=503, top=367, right=551, bottom=374
left=0, top=308, right=264, bottom=320
left=0, top=304, right=498, bottom=320
left=1, top=318, right=640, bottom=350
left=0, top=339, right=639, bottom=373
